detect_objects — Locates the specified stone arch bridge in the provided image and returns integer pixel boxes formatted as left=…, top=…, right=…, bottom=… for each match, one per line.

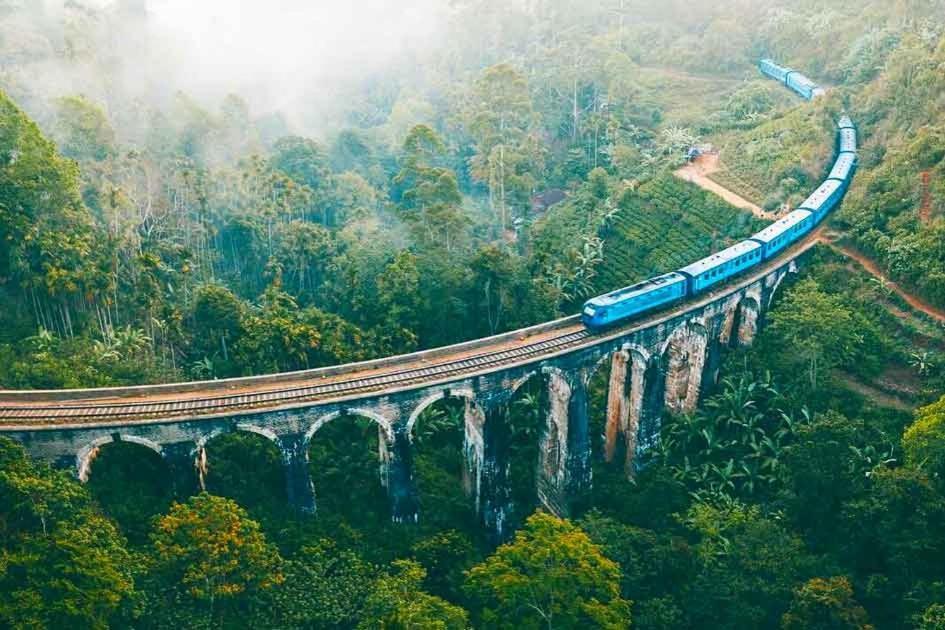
left=0, top=238, right=816, bottom=535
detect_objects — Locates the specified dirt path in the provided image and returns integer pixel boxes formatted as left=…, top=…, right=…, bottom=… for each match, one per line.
left=819, top=237, right=945, bottom=324
left=834, top=373, right=914, bottom=411
left=675, top=154, right=777, bottom=221
left=920, top=171, right=932, bottom=224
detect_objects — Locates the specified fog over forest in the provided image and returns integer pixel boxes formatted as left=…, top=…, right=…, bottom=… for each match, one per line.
left=29, top=0, right=448, bottom=133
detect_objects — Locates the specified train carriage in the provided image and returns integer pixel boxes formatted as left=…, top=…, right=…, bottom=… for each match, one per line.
left=759, top=58, right=791, bottom=83
left=750, top=210, right=815, bottom=260
left=827, top=153, right=858, bottom=190
left=785, top=71, right=824, bottom=100
left=677, top=240, right=763, bottom=294
left=581, top=60, right=857, bottom=331
left=840, top=127, right=857, bottom=153
left=799, top=179, right=845, bottom=223
left=581, top=273, right=688, bottom=328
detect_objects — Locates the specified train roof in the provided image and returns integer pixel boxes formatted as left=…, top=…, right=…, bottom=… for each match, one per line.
left=799, top=179, right=842, bottom=211
left=678, top=240, right=761, bottom=277
left=787, top=71, right=818, bottom=88
left=759, top=58, right=790, bottom=71
left=750, top=209, right=813, bottom=244
left=828, top=153, right=857, bottom=180
left=838, top=115, right=855, bottom=129
left=586, top=272, right=686, bottom=307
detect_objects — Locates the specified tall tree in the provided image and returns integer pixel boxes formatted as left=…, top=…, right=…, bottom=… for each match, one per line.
left=0, top=439, right=134, bottom=629
left=146, top=493, right=284, bottom=626
left=465, top=511, right=632, bottom=629
left=463, top=63, right=541, bottom=232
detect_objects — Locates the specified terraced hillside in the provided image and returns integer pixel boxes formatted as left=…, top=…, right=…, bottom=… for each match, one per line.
left=709, top=104, right=836, bottom=213
left=593, top=175, right=762, bottom=294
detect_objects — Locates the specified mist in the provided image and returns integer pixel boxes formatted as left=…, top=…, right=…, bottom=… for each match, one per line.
left=20, top=0, right=449, bottom=136
left=142, top=1, right=446, bottom=122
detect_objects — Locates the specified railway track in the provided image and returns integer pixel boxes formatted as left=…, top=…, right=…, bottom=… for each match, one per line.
left=0, top=231, right=822, bottom=429
left=0, top=326, right=593, bottom=425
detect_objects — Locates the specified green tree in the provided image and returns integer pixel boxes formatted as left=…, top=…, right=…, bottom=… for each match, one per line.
left=53, top=94, right=116, bottom=162
left=270, top=136, right=331, bottom=220
left=147, top=493, right=284, bottom=626
left=375, top=251, right=425, bottom=353
left=837, top=468, right=945, bottom=627
left=903, top=394, right=945, bottom=483
left=781, top=577, right=873, bottom=630
left=0, top=439, right=134, bottom=629
left=465, top=511, right=632, bottom=629
left=681, top=501, right=817, bottom=630
left=395, top=125, right=469, bottom=251
left=254, top=541, right=378, bottom=628
left=190, top=284, right=244, bottom=371
left=767, top=279, right=866, bottom=389
left=918, top=604, right=945, bottom=630
left=0, top=90, right=103, bottom=303
left=359, top=559, right=468, bottom=630
left=780, top=412, right=869, bottom=550
left=463, top=63, right=541, bottom=232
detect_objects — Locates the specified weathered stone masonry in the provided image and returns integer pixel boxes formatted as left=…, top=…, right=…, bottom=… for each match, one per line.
left=3, top=257, right=802, bottom=536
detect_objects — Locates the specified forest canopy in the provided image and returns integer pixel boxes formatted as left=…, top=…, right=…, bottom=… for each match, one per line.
left=2, top=0, right=945, bottom=629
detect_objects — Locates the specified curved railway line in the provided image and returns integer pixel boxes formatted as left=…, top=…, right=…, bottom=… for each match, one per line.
left=0, top=58, right=850, bottom=432
left=0, top=234, right=820, bottom=429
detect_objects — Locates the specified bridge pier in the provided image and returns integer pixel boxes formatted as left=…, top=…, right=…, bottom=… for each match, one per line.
left=604, top=350, right=630, bottom=464
left=537, top=369, right=591, bottom=517
left=480, top=402, right=513, bottom=537
left=624, top=351, right=651, bottom=475
left=282, top=433, right=316, bottom=514
left=537, top=370, right=570, bottom=516
left=630, top=359, right=666, bottom=474
left=463, top=398, right=485, bottom=510
left=386, top=426, right=418, bottom=523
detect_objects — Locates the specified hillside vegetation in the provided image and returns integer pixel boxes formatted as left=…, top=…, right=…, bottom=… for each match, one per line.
left=2, top=1, right=945, bottom=629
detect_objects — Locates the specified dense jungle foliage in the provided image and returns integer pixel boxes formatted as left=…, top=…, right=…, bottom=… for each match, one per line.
left=2, top=0, right=945, bottom=628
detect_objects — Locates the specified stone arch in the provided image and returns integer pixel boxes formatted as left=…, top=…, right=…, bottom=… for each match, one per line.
left=305, top=407, right=395, bottom=523
left=304, top=407, right=395, bottom=449
left=77, top=434, right=163, bottom=482
left=196, top=424, right=290, bottom=504
left=235, top=423, right=284, bottom=452
left=661, top=321, right=709, bottom=415
left=407, top=388, right=485, bottom=522
left=192, top=428, right=227, bottom=455
left=586, top=348, right=620, bottom=389
left=406, top=387, right=479, bottom=440
left=510, top=370, right=540, bottom=397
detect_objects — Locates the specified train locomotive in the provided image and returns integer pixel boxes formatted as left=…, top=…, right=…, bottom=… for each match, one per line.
left=581, top=61, right=858, bottom=330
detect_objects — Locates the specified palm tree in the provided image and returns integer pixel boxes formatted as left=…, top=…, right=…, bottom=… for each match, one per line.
left=910, top=351, right=935, bottom=376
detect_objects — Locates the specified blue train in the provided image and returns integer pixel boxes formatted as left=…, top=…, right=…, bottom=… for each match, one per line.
left=581, top=61, right=857, bottom=330
left=758, top=58, right=826, bottom=100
